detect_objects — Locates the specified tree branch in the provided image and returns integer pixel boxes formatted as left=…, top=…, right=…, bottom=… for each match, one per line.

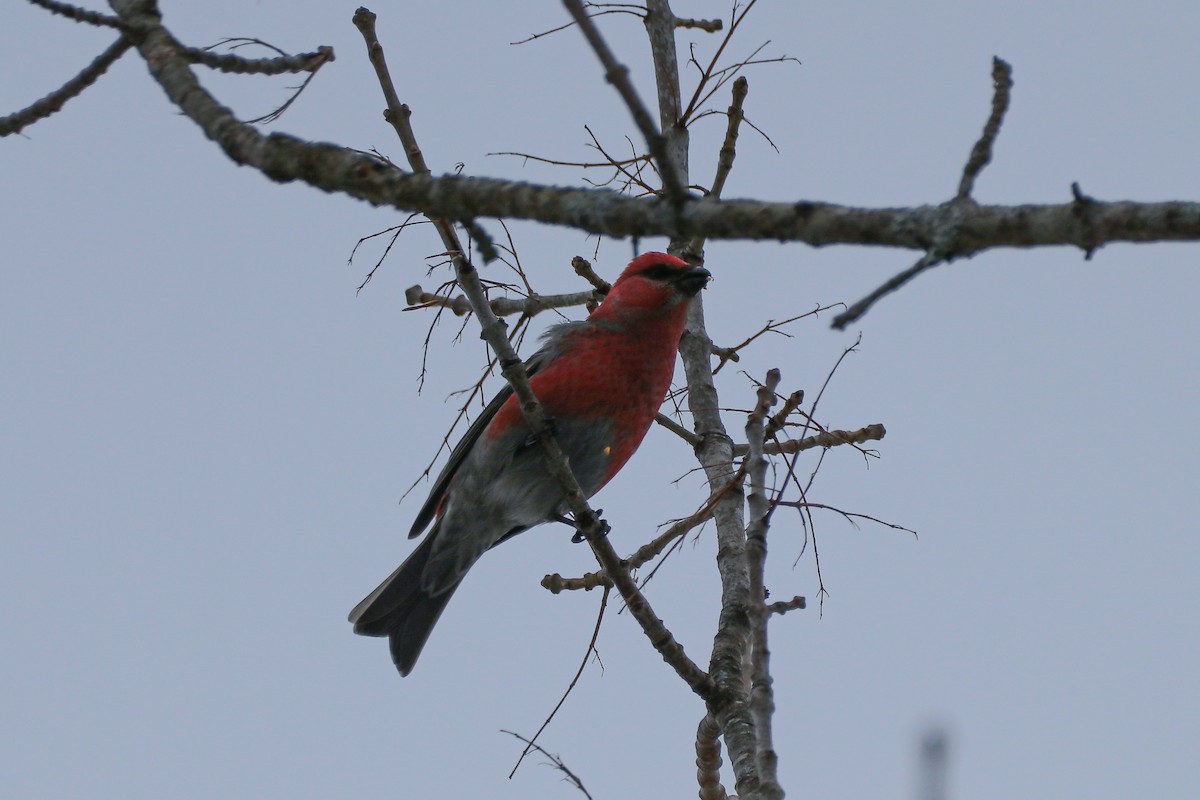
left=29, top=0, right=121, bottom=28
left=641, top=1, right=765, bottom=795
left=403, top=284, right=598, bottom=317
left=1, top=35, right=131, bottom=136
left=696, top=713, right=730, bottom=800
left=562, top=0, right=688, bottom=205
left=957, top=57, right=1013, bottom=200
left=31, top=13, right=1197, bottom=258
left=183, top=43, right=334, bottom=76
left=834, top=55, right=1014, bottom=328
left=744, top=370, right=783, bottom=800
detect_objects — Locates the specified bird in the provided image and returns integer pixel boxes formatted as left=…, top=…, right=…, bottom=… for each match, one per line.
left=349, top=252, right=711, bottom=676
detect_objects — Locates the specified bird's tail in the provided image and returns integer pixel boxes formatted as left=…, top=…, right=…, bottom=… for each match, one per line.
left=348, top=534, right=462, bottom=677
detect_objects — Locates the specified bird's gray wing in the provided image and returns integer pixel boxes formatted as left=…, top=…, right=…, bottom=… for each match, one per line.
left=407, top=322, right=584, bottom=538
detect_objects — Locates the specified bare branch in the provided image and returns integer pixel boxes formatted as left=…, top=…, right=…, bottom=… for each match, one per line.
left=779, top=502, right=917, bottom=537
left=571, top=255, right=611, bottom=296
left=489, top=149, right=649, bottom=171
left=511, top=4, right=643, bottom=46
left=687, top=41, right=799, bottom=127
left=696, top=713, right=730, bottom=800
left=837, top=56, right=1014, bottom=328
left=654, top=411, right=701, bottom=447
left=500, top=731, right=595, bottom=800
left=744, top=369, right=783, bottom=800
left=749, top=423, right=886, bottom=457
left=184, top=42, right=334, bottom=76
left=510, top=586, right=610, bottom=779
left=27, top=0, right=120, bottom=28
left=541, top=498, right=715, bottom=593
left=1, top=36, right=131, bottom=136
left=708, top=76, right=748, bottom=200
left=51, top=18, right=1200, bottom=255
left=402, top=284, right=596, bottom=317
left=581, top=125, right=659, bottom=194
left=679, top=0, right=760, bottom=125
left=832, top=248, right=946, bottom=330
left=769, top=335, right=865, bottom=609
left=767, top=596, right=806, bottom=616
left=351, top=212, right=427, bottom=293
left=351, top=6, right=480, bottom=283
left=561, top=0, right=688, bottom=204
left=713, top=304, right=845, bottom=375
left=541, top=567, right=611, bottom=594
left=641, top=2, right=765, bottom=795
left=678, top=16, right=723, bottom=33
left=957, top=57, right=1013, bottom=200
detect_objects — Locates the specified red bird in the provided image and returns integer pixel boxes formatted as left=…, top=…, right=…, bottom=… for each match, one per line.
left=349, top=252, right=711, bottom=675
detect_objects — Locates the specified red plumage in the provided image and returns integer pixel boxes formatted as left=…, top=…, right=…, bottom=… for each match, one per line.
left=349, top=252, right=710, bottom=676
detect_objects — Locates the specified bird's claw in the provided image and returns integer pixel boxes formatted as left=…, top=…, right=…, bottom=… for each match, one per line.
left=521, top=417, right=559, bottom=451
left=571, top=509, right=609, bottom=543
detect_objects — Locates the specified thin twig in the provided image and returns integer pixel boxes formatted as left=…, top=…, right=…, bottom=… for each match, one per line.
left=708, top=76, right=748, bottom=199
left=770, top=336, right=864, bottom=609
left=957, top=57, right=1013, bottom=200
left=352, top=212, right=426, bottom=293
left=679, top=0, right=760, bottom=125
left=713, top=303, right=845, bottom=375
left=184, top=43, right=334, bottom=76
left=1, top=36, right=131, bottom=137
left=501, top=731, right=595, bottom=800
left=836, top=57, right=1015, bottom=328
left=779, top=502, right=916, bottom=537
left=511, top=4, right=644, bottom=45
left=561, top=0, right=688, bottom=206
left=831, top=249, right=945, bottom=330
left=510, top=586, right=610, bottom=778
left=402, top=285, right=597, bottom=317
left=27, top=0, right=120, bottom=28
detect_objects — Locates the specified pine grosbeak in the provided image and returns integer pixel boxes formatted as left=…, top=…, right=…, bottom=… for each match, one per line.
left=349, top=252, right=710, bottom=675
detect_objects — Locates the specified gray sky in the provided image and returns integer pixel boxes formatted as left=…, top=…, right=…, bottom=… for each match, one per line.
left=3, top=2, right=1198, bottom=798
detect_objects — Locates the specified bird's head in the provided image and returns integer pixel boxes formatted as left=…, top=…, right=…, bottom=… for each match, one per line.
left=591, top=252, right=711, bottom=323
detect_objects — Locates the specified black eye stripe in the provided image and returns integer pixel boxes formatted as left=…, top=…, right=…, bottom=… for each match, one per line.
left=641, top=264, right=684, bottom=281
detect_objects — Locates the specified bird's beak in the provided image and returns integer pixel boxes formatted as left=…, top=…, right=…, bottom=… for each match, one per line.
left=675, top=266, right=712, bottom=296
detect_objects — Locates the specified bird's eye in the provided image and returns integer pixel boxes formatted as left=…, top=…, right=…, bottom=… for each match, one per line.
left=642, top=264, right=684, bottom=281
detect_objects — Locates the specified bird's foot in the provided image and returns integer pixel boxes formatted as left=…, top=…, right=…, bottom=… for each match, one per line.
left=521, top=417, right=559, bottom=451
left=570, top=509, right=609, bottom=543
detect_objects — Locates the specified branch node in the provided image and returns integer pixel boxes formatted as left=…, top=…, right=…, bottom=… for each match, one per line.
left=1071, top=181, right=1101, bottom=260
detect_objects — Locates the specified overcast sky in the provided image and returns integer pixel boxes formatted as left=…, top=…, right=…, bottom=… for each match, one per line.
left=3, top=2, right=1199, bottom=799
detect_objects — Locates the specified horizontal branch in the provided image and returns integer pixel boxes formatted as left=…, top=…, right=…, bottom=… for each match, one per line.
left=743, top=422, right=886, bottom=457
left=100, top=11, right=1200, bottom=255
left=27, top=0, right=121, bottom=28
left=183, top=44, right=334, bottom=75
left=403, top=284, right=597, bottom=316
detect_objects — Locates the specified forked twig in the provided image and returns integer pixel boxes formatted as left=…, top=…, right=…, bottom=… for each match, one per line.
left=509, top=586, right=610, bottom=778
